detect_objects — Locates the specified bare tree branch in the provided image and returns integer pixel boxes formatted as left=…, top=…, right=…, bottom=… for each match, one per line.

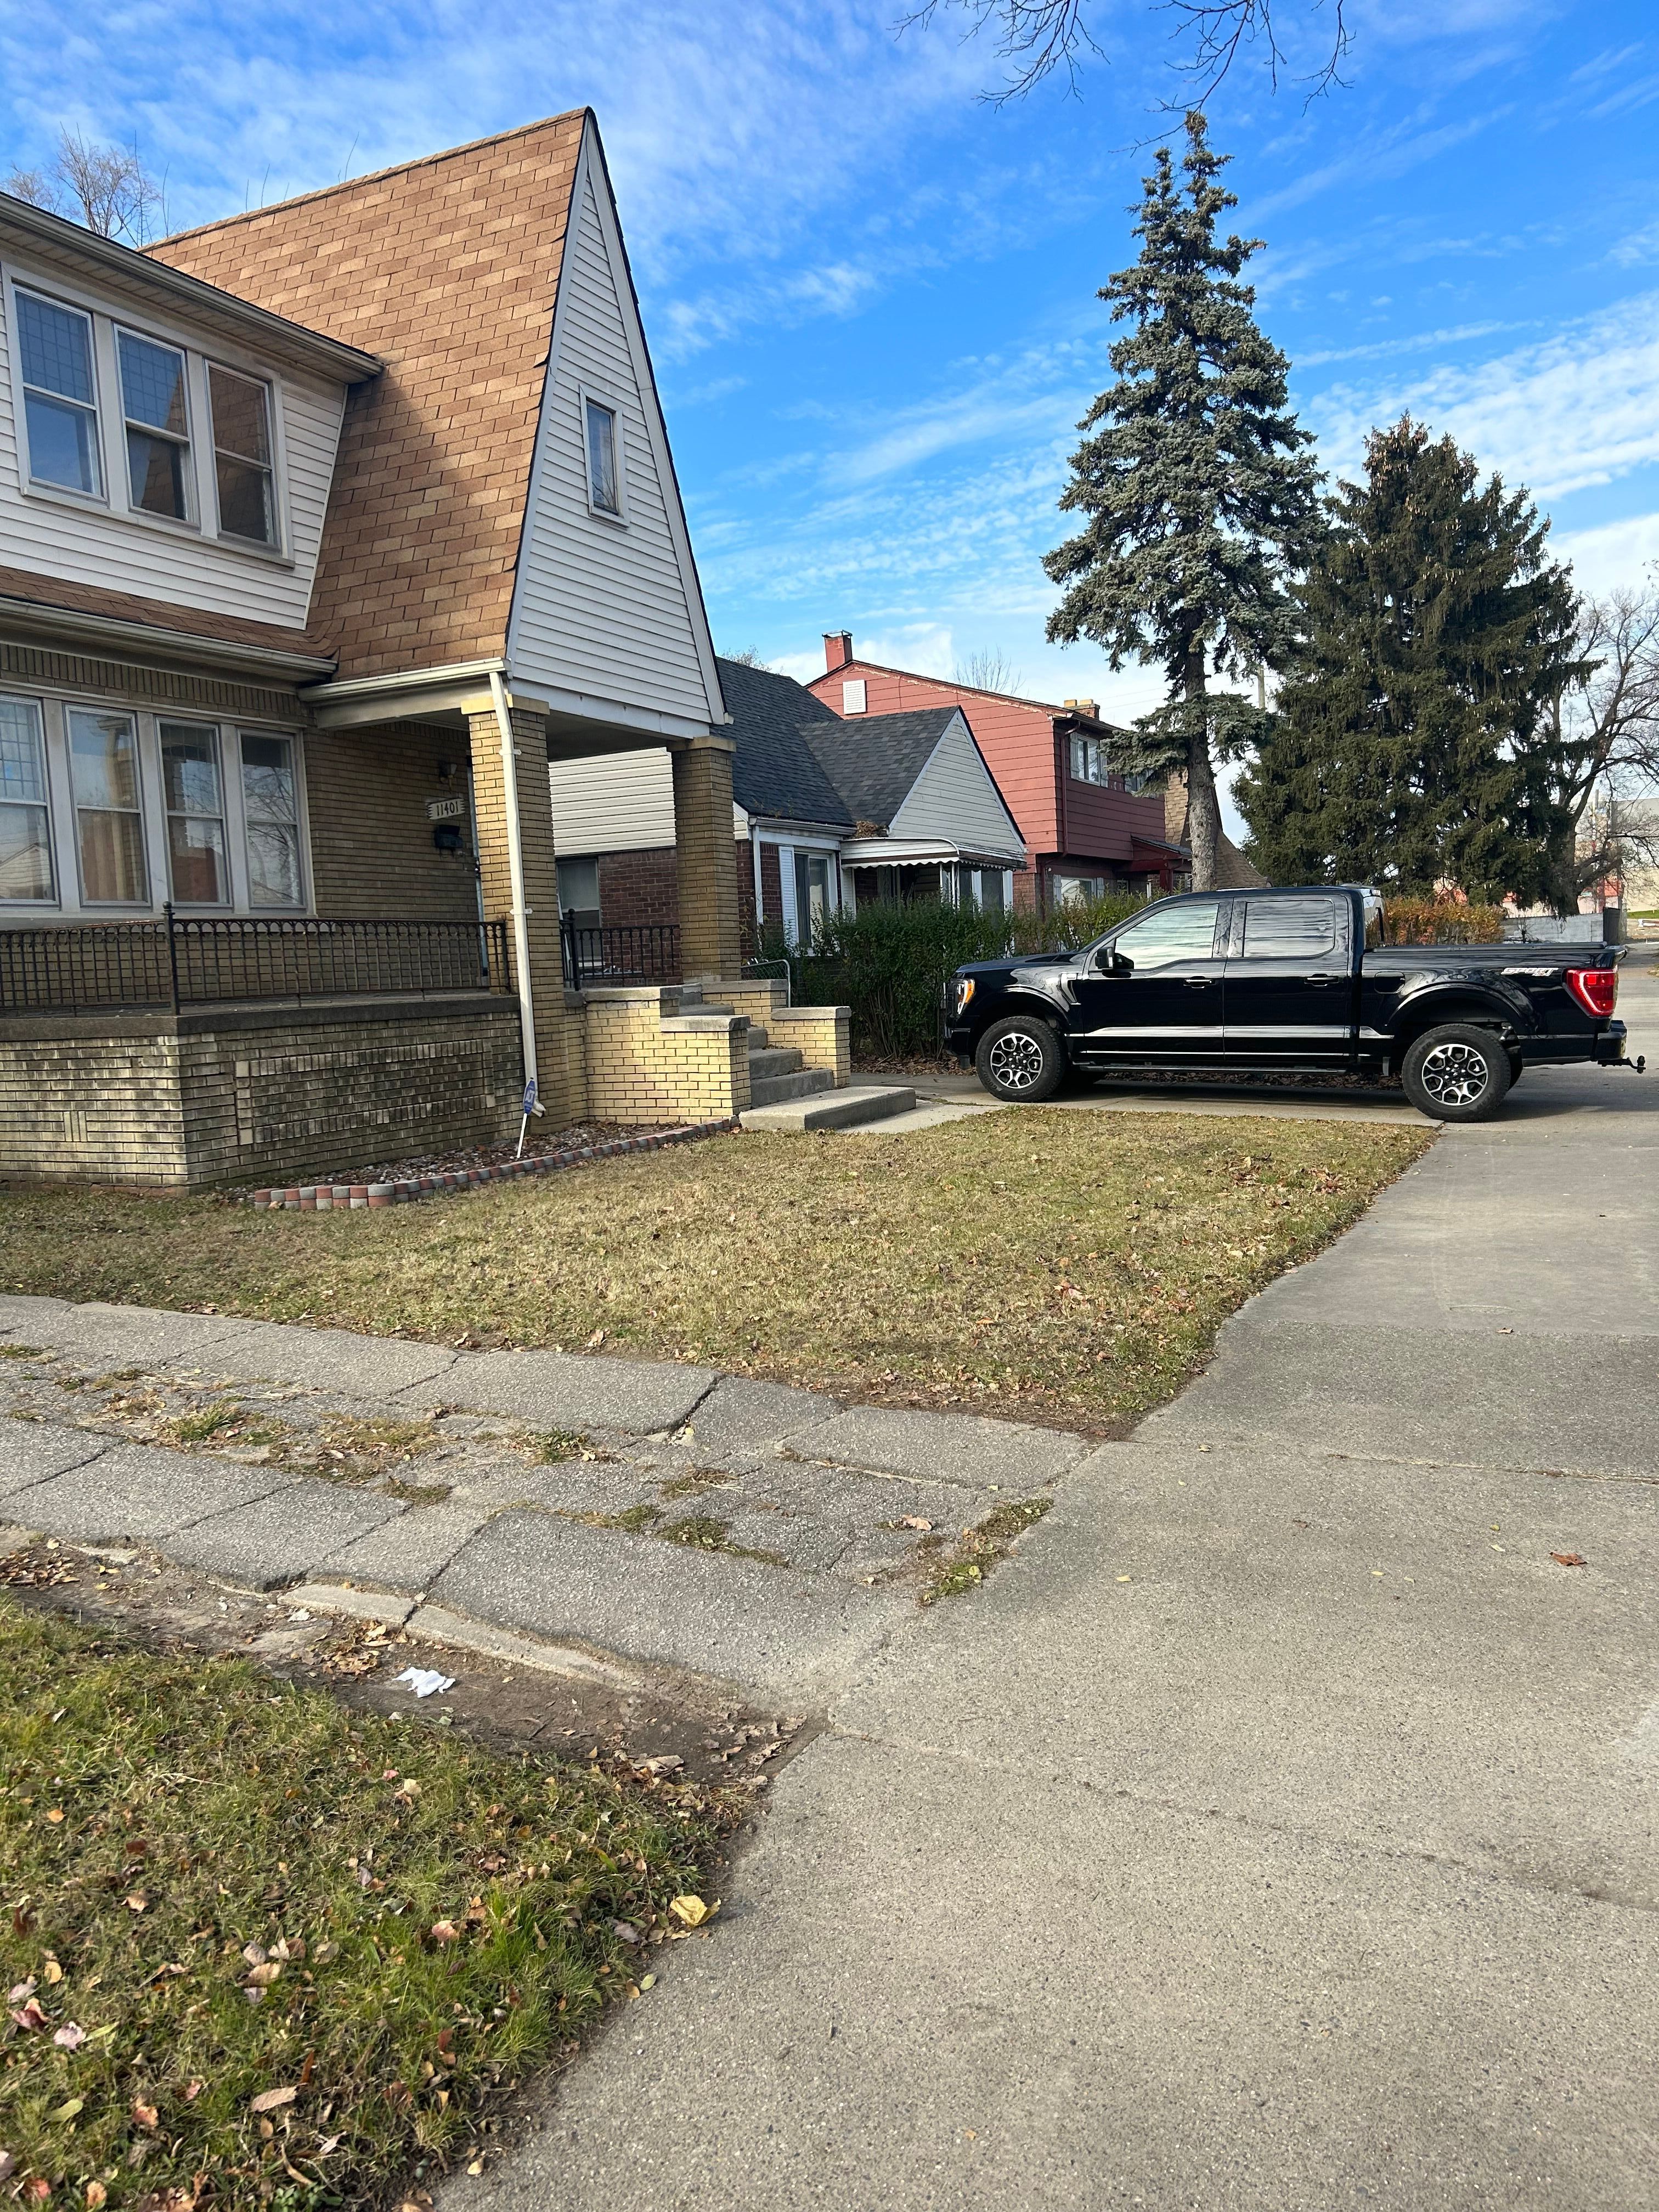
left=953, top=647, right=1024, bottom=692
left=898, top=0, right=1351, bottom=105
left=4, top=128, right=165, bottom=243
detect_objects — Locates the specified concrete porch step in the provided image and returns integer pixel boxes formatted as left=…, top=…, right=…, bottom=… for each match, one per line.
left=748, top=1045, right=805, bottom=1082
left=748, top=1067, right=837, bottom=1108
left=741, top=1084, right=918, bottom=1132
left=747, top=1025, right=770, bottom=1051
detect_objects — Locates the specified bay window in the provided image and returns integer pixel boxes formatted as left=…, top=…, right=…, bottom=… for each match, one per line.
left=0, top=696, right=309, bottom=917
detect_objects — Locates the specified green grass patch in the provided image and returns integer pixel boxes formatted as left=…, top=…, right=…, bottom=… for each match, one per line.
left=165, top=1400, right=244, bottom=1443
left=921, top=1497, right=1054, bottom=1604
left=658, top=1516, right=786, bottom=1566
left=0, top=1112, right=1431, bottom=1435
left=0, top=1601, right=726, bottom=2208
left=528, top=1430, right=588, bottom=1464
left=0, top=1344, right=43, bottom=1361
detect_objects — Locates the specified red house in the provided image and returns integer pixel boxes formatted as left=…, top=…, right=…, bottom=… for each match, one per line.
left=806, top=633, right=1192, bottom=909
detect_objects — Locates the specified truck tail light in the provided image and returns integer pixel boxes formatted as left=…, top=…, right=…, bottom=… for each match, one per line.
left=1566, top=966, right=1618, bottom=1018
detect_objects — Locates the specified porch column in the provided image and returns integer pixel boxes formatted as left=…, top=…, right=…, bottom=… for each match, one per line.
left=670, top=735, right=742, bottom=982
left=465, top=692, right=584, bottom=1122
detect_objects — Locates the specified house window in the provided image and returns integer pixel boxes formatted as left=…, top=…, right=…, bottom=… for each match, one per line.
left=976, top=868, right=1006, bottom=917
left=557, top=855, right=601, bottom=932
left=239, top=733, right=303, bottom=907
left=1052, top=873, right=1108, bottom=907
left=208, top=365, right=275, bottom=545
left=68, top=709, right=148, bottom=904
left=118, top=330, right=193, bottom=521
left=0, top=695, right=54, bottom=901
left=160, top=722, right=228, bottom=903
left=1069, top=733, right=1120, bottom=787
left=15, top=289, right=101, bottom=496
left=792, top=851, right=833, bottom=946
left=584, top=397, right=620, bottom=516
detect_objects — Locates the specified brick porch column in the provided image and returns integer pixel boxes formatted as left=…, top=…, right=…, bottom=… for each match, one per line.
left=465, top=693, right=584, bottom=1123
left=670, top=736, right=742, bottom=982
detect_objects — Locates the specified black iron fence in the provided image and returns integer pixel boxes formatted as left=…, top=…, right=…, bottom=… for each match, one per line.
left=0, top=911, right=511, bottom=1015
left=560, top=916, right=680, bottom=988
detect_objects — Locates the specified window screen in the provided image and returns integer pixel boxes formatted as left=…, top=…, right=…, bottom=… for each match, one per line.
left=1239, top=896, right=1341, bottom=959
left=1111, top=899, right=1221, bottom=970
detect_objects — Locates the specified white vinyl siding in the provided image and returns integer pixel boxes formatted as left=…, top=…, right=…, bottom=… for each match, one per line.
left=888, top=713, right=1026, bottom=862
left=548, top=747, right=747, bottom=857
left=0, top=257, right=346, bottom=629
left=508, top=156, right=720, bottom=727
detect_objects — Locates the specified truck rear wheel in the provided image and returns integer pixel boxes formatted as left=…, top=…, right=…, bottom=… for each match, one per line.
left=1402, top=1024, right=1513, bottom=1122
left=975, top=1014, right=1066, bottom=1102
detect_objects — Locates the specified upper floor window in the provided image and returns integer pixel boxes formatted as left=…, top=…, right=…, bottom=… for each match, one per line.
left=208, top=365, right=275, bottom=545
left=15, top=289, right=101, bottom=496
left=584, top=396, right=620, bottom=517
left=1070, top=732, right=1116, bottom=787
left=118, top=329, right=192, bottom=521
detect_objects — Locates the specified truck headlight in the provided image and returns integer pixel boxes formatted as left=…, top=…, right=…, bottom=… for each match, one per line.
left=953, top=977, right=975, bottom=1017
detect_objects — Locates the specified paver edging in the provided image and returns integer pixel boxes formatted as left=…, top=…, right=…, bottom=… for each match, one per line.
left=245, top=1116, right=740, bottom=1211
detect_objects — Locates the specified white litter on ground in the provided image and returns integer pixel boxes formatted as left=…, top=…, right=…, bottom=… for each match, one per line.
left=395, top=1667, right=456, bottom=1699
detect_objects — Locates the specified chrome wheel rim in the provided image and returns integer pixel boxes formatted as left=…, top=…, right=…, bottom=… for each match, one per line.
left=1420, top=1040, right=1490, bottom=1108
left=988, top=1029, right=1047, bottom=1093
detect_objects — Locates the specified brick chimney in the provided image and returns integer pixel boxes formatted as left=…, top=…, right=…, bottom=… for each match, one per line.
left=1063, top=697, right=1099, bottom=720
left=823, top=630, right=854, bottom=672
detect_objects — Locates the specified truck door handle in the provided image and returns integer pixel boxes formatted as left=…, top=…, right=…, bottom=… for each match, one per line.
left=1183, top=976, right=1211, bottom=986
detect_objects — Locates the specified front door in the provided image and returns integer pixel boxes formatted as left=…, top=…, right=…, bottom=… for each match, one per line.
left=1223, top=893, right=1355, bottom=1063
left=1069, top=896, right=1227, bottom=1063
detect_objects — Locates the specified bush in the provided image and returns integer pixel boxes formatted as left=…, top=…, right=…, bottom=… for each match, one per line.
left=1380, top=898, right=1504, bottom=945
left=755, top=892, right=1152, bottom=1060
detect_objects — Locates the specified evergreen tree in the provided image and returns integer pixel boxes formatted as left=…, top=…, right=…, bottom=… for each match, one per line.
left=1237, top=418, right=1588, bottom=900
left=1045, top=111, right=1323, bottom=890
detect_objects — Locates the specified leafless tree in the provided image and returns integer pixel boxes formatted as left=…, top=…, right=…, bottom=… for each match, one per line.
left=953, top=647, right=1024, bottom=693
left=899, top=0, right=1351, bottom=105
left=1532, top=584, right=1659, bottom=910
left=721, top=646, right=772, bottom=668
left=5, top=128, right=166, bottom=244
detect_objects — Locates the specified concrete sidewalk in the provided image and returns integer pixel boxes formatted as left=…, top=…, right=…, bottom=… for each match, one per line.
left=443, top=977, right=1659, bottom=2209
left=0, top=1295, right=1085, bottom=1703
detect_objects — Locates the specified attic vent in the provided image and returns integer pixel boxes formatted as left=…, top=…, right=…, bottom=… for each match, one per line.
left=842, top=679, right=867, bottom=715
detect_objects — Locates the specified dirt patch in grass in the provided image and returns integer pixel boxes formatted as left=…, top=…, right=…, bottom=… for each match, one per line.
left=0, top=1597, right=734, bottom=2209
left=0, top=1112, right=1431, bottom=1436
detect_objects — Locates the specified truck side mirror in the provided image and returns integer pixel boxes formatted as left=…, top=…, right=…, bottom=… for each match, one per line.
left=1097, top=947, right=1130, bottom=974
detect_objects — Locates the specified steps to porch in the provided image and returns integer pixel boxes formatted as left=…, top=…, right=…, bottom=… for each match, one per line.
left=738, top=1021, right=916, bottom=1131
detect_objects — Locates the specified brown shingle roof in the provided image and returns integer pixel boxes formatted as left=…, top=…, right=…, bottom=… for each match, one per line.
left=148, top=114, right=588, bottom=680
left=0, top=565, right=325, bottom=667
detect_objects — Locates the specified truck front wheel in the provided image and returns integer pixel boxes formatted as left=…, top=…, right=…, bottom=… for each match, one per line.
left=975, top=1014, right=1066, bottom=1102
left=1401, top=1024, right=1513, bottom=1122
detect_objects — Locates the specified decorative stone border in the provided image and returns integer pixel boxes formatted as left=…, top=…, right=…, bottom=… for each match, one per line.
left=245, top=1116, right=740, bottom=1211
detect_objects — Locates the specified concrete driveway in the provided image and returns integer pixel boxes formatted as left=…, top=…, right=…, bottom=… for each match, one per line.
left=455, top=963, right=1659, bottom=2211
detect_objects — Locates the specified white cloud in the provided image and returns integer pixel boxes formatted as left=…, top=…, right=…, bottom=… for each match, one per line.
left=1553, top=513, right=1659, bottom=598
left=1307, top=291, right=1659, bottom=498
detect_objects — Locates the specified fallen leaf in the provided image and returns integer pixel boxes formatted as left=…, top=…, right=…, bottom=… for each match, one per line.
left=86, top=2186, right=107, bottom=2208
left=611, top=1921, right=642, bottom=1945
left=639, top=1972, right=657, bottom=1990
left=53, top=2022, right=86, bottom=2050
left=48, top=2096, right=84, bottom=2122
left=9, top=1978, right=35, bottom=2002
left=43, top=1961, right=63, bottom=1985
left=900, top=1516, right=934, bottom=1532
left=9, top=1997, right=48, bottom=2032
left=25, top=2180, right=50, bottom=2204
left=250, top=2086, right=297, bottom=2115
left=244, top=1962, right=281, bottom=1987
left=184, top=2082, right=204, bottom=2102
left=132, top=2101, right=159, bottom=2131
left=640, top=1754, right=684, bottom=1776
left=0, top=2155, right=13, bottom=2183
left=124, top=1895, right=148, bottom=1913
left=1551, top=1551, right=1586, bottom=1568
left=668, top=1895, right=715, bottom=1929
left=241, top=1944, right=267, bottom=1969
left=466, top=2161, right=484, bottom=2177
left=45, top=1809, right=64, bottom=1825
left=429, top=1921, right=461, bottom=1945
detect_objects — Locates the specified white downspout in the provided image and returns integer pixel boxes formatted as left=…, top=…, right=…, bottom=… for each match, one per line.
left=488, top=670, right=538, bottom=1091
left=751, top=823, right=764, bottom=929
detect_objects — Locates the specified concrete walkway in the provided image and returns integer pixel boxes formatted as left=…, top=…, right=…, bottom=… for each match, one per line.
left=442, top=970, right=1659, bottom=2210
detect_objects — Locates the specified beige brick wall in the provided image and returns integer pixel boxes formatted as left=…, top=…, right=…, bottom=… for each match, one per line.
left=0, top=1001, right=521, bottom=1191
left=306, top=721, right=479, bottom=920
left=671, top=741, right=742, bottom=981
left=712, top=979, right=850, bottom=1087
left=469, top=701, right=584, bottom=1122
left=582, top=987, right=748, bottom=1123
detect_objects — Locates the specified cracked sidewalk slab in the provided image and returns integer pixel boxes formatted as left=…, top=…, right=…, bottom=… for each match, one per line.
left=162, top=1480, right=406, bottom=1590
left=432, top=1346, right=719, bottom=1431
left=802, top=1404, right=1088, bottom=1487
left=3, top=1443, right=287, bottom=1542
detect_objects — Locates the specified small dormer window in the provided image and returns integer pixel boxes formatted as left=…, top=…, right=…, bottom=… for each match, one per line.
left=118, top=330, right=192, bottom=521
left=584, top=396, right=620, bottom=516
left=15, top=289, right=101, bottom=497
left=208, top=364, right=276, bottom=545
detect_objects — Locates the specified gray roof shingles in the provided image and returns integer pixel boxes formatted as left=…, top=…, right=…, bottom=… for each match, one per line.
left=716, top=657, right=960, bottom=833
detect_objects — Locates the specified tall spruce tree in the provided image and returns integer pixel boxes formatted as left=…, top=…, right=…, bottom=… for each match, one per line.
left=1045, top=112, right=1322, bottom=890
left=1237, top=418, right=1588, bottom=900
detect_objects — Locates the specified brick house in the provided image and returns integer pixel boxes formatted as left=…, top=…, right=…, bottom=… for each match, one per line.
left=550, top=654, right=1027, bottom=946
left=0, top=112, right=843, bottom=1188
left=805, top=633, right=1264, bottom=904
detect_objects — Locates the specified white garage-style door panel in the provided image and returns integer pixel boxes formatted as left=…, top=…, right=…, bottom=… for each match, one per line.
left=509, top=129, right=724, bottom=733
left=889, top=712, right=1026, bottom=861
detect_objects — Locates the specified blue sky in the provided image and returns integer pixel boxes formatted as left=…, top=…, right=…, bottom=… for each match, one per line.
left=5, top=0, right=1658, bottom=761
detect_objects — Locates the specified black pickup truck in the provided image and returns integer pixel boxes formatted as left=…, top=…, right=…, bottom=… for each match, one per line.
left=945, top=885, right=1642, bottom=1122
